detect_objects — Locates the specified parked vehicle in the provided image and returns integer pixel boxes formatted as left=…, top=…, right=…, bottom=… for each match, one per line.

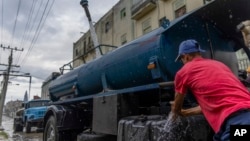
left=14, top=99, right=50, bottom=133
left=43, top=0, right=250, bottom=140
left=13, top=108, right=24, bottom=132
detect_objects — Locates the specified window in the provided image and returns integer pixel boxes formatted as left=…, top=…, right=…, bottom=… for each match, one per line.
left=142, top=18, right=152, bottom=34
left=121, top=33, right=127, bottom=45
left=88, top=37, right=92, bottom=49
left=75, top=48, right=79, bottom=56
left=173, top=0, right=186, bottom=18
left=175, top=6, right=186, bottom=18
left=83, top=41, right=86, bottom=52
left=120, top=8, right=126, bottom=19
left=105, top=21, right=111, bottom=33
left=204, top=0, right=212, bottom=4
left=28, top=101, right=49, bottom=108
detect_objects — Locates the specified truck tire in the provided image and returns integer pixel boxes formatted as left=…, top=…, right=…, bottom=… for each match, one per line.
left=44, top=116, right=61, bottom=141
left=14, top=123, right=23, bottom=132
left=25, top=122, right=31, bottom=133
left=19, top=125, right=24, bottom=132
left=44, top=116, right=80, bottom=141
left=13, top=118, right=23, bottom=132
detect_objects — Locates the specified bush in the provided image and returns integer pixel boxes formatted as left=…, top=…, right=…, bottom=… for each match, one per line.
left=0, top=131, right=8, bottom=139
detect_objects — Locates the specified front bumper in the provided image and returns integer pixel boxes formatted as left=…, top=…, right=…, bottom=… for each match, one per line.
left=28, top=117, right=43, bottom=123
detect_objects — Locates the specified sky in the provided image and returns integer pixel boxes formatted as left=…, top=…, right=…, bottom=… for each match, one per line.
left=0, top=0, right=119, bottom=104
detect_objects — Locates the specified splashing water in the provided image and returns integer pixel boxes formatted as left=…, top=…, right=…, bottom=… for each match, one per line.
left=155, top=112, right=188, bottom=141
left=118, top=114, right=212, bottom=141
left=163, top=112, right=175, bottom=130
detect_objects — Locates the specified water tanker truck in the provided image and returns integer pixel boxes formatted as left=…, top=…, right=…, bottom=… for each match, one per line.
left=43, top=0, right=250, bottom=140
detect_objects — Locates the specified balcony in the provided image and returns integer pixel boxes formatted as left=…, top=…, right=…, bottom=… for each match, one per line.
left=131, top=0, right=156, bottom=20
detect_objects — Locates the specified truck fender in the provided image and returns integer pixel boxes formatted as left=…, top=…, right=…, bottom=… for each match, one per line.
left=44, top=104, right=89, bottom=131
left=43, top=105, right=65, bottom=129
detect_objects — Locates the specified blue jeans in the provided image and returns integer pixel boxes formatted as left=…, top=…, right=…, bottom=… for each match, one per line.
left=213, top=109, right=250, bottom=141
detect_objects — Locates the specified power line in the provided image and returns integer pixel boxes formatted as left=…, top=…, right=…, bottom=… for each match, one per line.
left=20, top=0, right=36, bottom=48
left=9, top=0, right=22, bottom=47
left=18, top=0, right=55, bottom=66
left=26, top=0, right=50, bottom=56
left=14, top=0, right=36, bottom=64
left=0, top=0, right=4, bottom=63
left=15, top=0, right=43, bottom=66
left=0, top=0, right=55, bottom=75
left=1, top=0, right=3, bottom=44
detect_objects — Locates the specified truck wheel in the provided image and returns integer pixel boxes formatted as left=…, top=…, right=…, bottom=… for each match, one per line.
left=13, top=118, right=22, bottom=132
left=44, top=116, right=60, bottom=141
left=25, top=122, right=31, bottom=133
left=18, top=125, right=23, bottom=132
left=14, top=124, right=23, bottom=132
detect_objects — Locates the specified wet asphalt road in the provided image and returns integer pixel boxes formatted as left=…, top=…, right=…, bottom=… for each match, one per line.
left=2, top=114, right=43, bottom=141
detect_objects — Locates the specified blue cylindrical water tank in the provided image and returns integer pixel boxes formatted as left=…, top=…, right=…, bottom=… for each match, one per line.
left=49, top=27, right=179, bottom=101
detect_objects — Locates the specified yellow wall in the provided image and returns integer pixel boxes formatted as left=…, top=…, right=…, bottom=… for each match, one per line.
left=73, top=0, right=205, bottom=67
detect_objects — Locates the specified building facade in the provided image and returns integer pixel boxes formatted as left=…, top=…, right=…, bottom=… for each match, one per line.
left=4, top=100, right=23, bottom=118
left=74, top=0, right=250, bottom=70
left=73, top=0, right=210, bottom=68
left=41, top=72, right=60, bottom=100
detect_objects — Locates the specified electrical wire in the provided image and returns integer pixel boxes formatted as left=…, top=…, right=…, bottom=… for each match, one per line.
left=1, top=0, right=3, bottom=44
left=14, top=0, right=43, bottom=66
left=0, top=0, right=55, bottom=75
left=9, top=0, right=22, bottom=48
left=18, top=0, right=55, bottom=67
left=25, top=0, right=50, bottom=61
left=14, top=0, right=37, bottom=65
left=0, top=0, right=4, bottom=63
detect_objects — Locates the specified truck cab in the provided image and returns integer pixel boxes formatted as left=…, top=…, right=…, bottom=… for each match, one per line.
left=23, top=99, right=50, bottom=133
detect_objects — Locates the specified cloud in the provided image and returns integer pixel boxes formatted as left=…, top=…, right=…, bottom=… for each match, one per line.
left=1, top=0, right=119, bottom=104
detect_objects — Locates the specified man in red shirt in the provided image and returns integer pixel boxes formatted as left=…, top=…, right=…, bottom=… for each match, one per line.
left=172, top=39, right=250, bottom=141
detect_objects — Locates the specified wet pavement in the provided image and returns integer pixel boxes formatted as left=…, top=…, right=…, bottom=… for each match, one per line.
left=1, top=114, right=43, bottom=141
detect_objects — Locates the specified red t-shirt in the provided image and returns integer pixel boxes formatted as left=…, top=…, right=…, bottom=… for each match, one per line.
left=175, top=57, right=250, bottom=133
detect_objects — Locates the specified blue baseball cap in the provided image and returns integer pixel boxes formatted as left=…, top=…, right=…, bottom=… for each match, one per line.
left=175, top=39, right=205, bottom=62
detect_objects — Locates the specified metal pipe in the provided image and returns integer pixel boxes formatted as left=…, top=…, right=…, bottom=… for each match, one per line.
left=158, top=81, right=174, bottom=88
left=80, top=0, right=101, bottom=58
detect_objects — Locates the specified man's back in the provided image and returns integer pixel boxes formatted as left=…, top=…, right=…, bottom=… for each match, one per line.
left=175, top=57, right=250, bottom=132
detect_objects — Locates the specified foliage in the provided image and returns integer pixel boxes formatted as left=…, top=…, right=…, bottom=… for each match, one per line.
left=0, top=131, right=8, bottom=139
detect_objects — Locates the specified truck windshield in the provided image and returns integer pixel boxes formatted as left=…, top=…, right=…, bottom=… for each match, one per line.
left=28, top=101, right=49, bottom=108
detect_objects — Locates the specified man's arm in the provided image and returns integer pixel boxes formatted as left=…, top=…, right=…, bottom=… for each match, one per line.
left=181, top=105, right=202, bottom=117
left=171, top=92, right=202, bottom=119
left=172, top=92, right=184, bottom=114
left=171, top=92, right=185, bottom=119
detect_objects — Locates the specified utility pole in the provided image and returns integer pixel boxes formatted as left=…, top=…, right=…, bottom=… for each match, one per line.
left=2, top=73, right=31, bottom=99
left=0, top=45, right=23, bottom=129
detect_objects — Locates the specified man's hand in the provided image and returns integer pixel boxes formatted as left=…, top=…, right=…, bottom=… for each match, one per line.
left=169, top=101, right=179, bottom=121
left=170, top=100, right=202, bottom=120
left=170, top=92, right=185, bottom=121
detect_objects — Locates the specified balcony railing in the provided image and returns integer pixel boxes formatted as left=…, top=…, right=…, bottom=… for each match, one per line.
left=131, top=0, right=156, bottom=20
left=238, top=58, right=250, bottom=71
